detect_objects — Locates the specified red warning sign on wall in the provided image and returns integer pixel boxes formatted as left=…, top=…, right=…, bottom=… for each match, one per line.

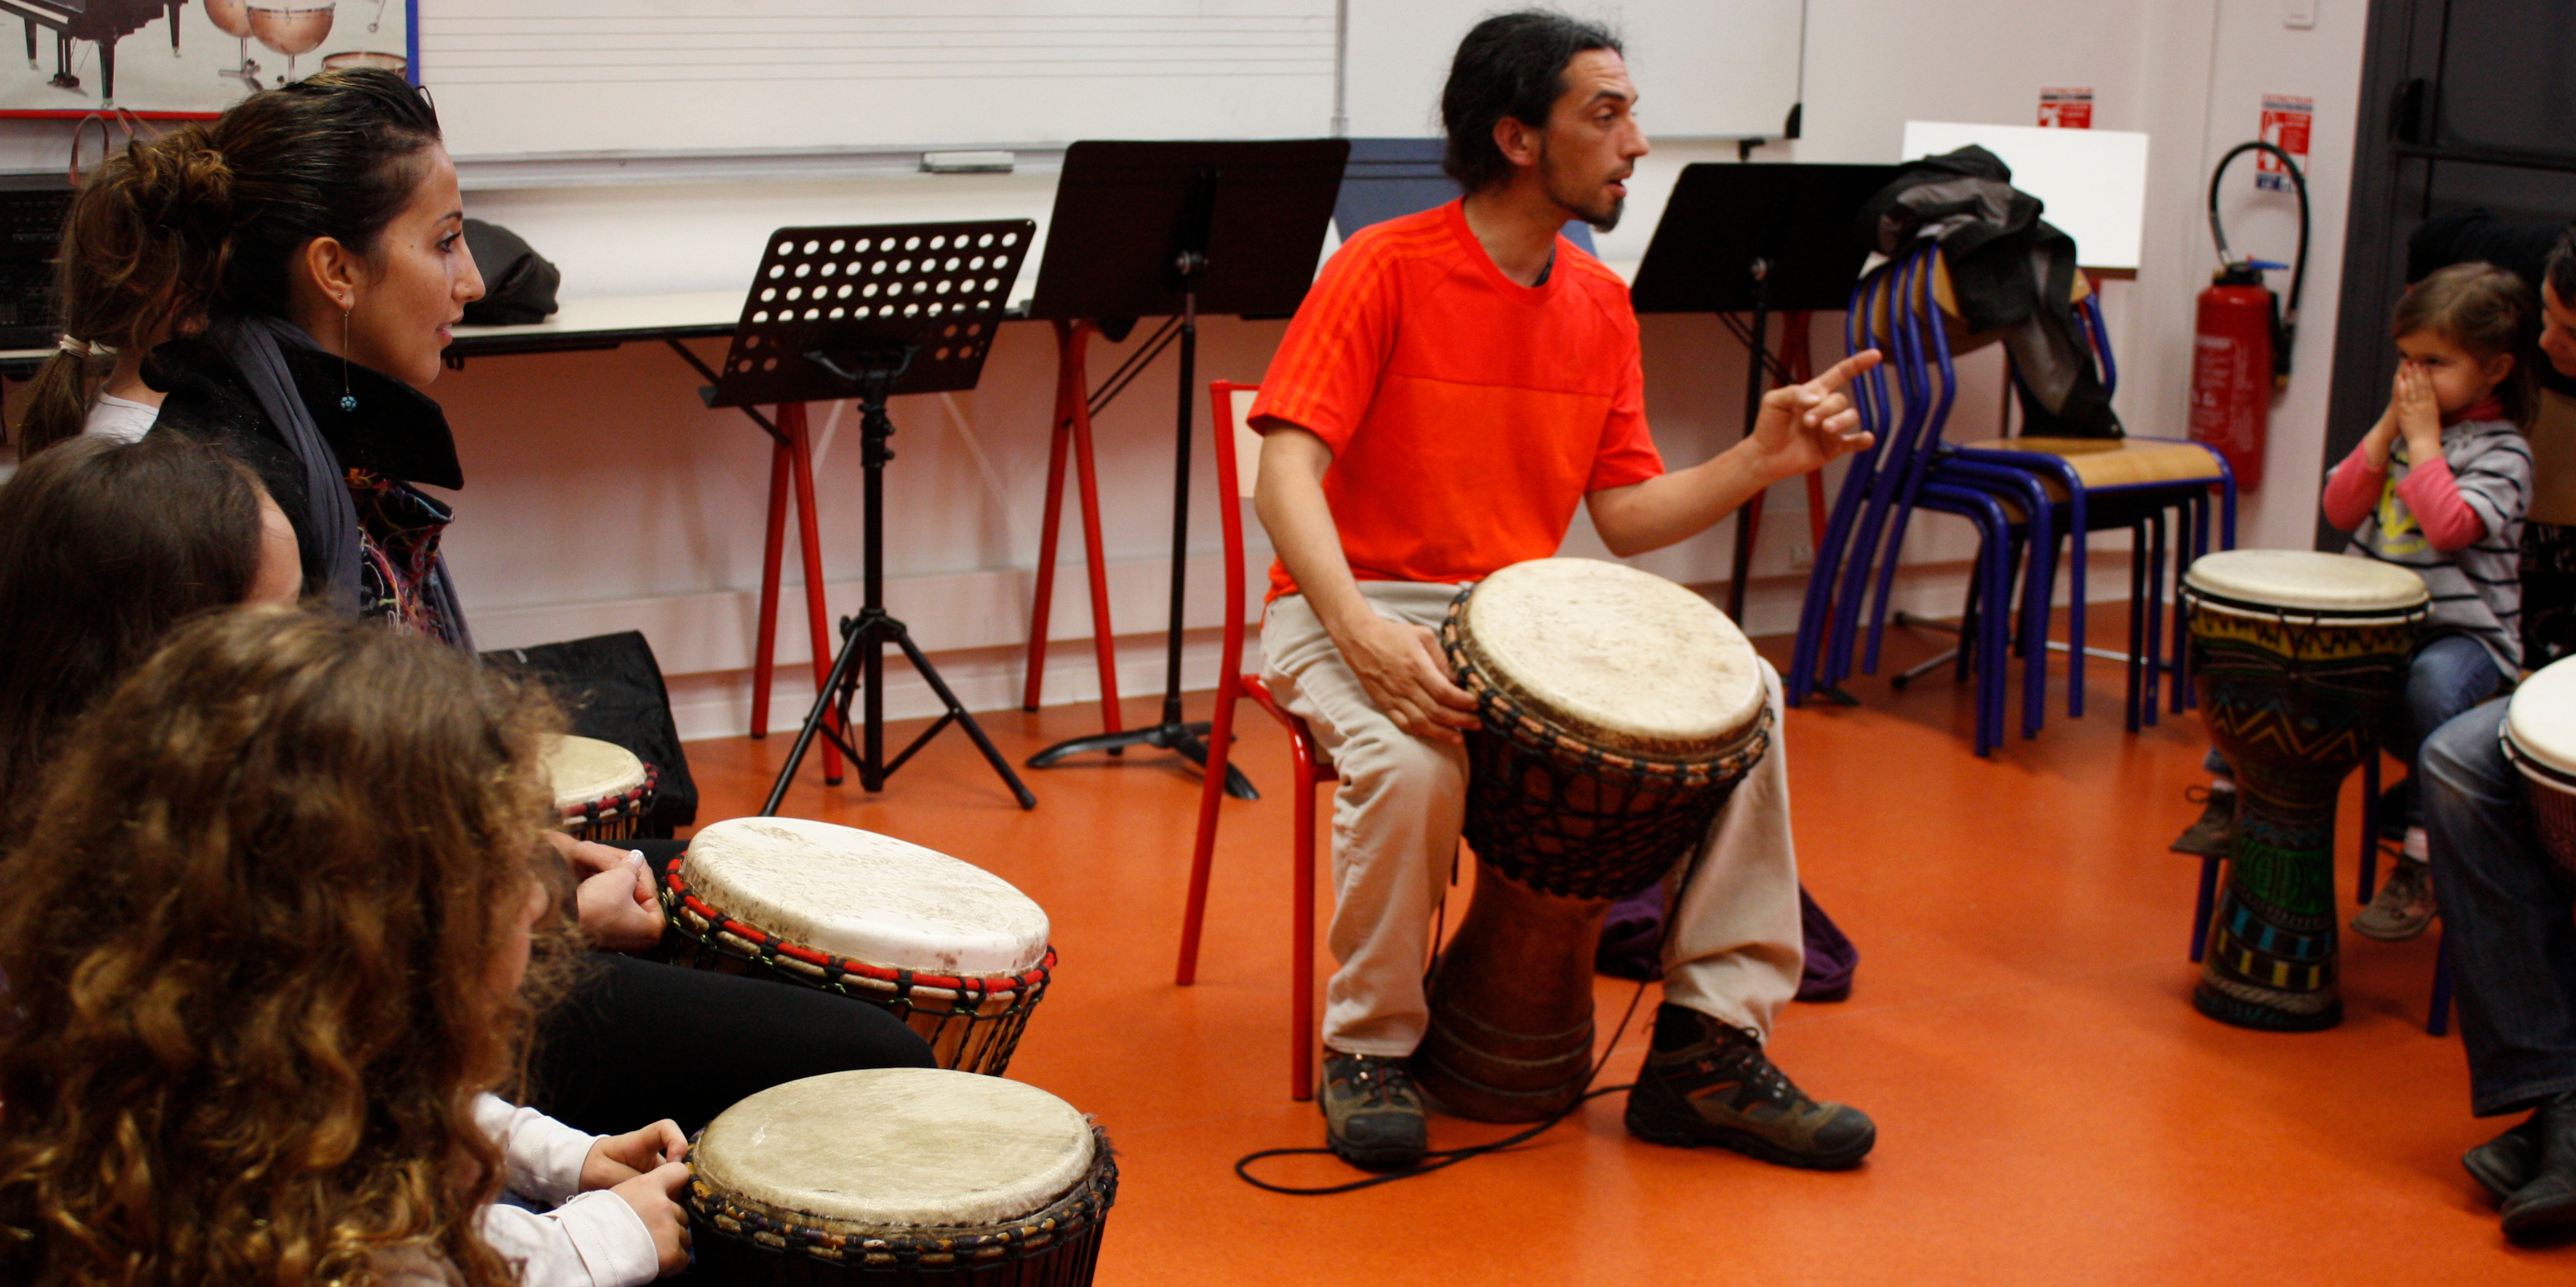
left=2038, top=87, right=2093, bottom=128
left=2258, top=95, right=2313, bottom=191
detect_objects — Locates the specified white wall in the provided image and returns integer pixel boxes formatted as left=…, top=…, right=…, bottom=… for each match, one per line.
left=0, top=1, right=2380, bottom=740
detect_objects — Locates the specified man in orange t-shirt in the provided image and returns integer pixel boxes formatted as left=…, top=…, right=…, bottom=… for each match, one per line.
left=1252, top=11, right=1882, bottom=1174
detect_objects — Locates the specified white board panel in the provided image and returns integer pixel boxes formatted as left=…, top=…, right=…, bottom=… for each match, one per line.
left=1898, top=121, right=2150, bottom=271
left=1344, top=1, right=1804, bottom=140
left=426, top=1, right=1338, bottom=159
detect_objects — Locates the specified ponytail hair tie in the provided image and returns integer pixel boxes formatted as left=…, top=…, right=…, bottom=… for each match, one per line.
left=55, top=335, right=91, bottom=357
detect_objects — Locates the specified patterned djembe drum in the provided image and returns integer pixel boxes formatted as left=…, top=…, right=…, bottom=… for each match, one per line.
left=1423, top=558, right=1772, bottom=1120
left=2502, top=654, right=2576, bottom=879
left=2184, top=550, right=2428, bottom=1032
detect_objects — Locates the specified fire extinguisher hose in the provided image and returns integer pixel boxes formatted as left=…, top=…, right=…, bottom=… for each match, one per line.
left=2206, top=140, right=2311, bottom=372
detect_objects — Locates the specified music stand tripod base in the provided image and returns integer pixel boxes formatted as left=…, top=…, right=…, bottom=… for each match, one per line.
left=711, top=220, right=1041, bottom=812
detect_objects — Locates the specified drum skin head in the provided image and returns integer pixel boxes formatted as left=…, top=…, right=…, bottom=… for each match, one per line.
left=540, top=735, right=647, bottom=811
left=2509, top=655, right=2576, bottom=780
left=2183, top=549, right=2429, bottom=615
left=681, top=816, right=1049, bottom=976
left=695, top=1068, right=1093, bottom=1230
left=1458, top=558, right=1765, bottom=752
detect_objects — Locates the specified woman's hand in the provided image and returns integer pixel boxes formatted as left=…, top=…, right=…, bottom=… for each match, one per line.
left=549, top=832, right=664, bottom=952
left=610, top=1161, right=696, bottom=1278
left=582, top=1120, right=688, bottom=1191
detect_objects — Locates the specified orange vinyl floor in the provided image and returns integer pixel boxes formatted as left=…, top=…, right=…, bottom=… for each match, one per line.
left=676, top=619, right=2563, bottom=1285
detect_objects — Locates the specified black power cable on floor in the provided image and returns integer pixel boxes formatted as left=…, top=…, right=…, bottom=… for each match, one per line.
left=1231, top=978, right=1653, bottom=1196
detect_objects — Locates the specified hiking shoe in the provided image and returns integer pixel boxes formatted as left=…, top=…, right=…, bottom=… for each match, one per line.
left=2502, top=1094, right=2576, bottom=1245
left=2468, top=1115, right=2545, bottom=1205
left=1319, top=1051, right=1427, bottom=1171
left=2352, top=858, right=2436, bottom=941
left=2170, top=786, right=2235, bottom=859
left=1624, top=1004, right=1875, bottom=1170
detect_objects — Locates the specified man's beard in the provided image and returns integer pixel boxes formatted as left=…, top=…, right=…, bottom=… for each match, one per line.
left=1540, top=149, right=1624, bottom=232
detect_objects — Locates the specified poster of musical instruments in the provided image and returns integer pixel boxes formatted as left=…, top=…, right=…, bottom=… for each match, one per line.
left=0, top=1, right=416, bottom=116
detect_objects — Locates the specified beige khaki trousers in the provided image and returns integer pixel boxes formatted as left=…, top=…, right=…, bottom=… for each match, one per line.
left=1262, top=581, right=1806, bottom=1057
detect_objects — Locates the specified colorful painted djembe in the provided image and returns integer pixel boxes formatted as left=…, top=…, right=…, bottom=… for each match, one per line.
left=1424, top=559, right=1771, bottom=1120
left=2502, top=654, right=2576, bottom=879
left=688, top=1069, right=1116, bottom=1285
left=2185, top=550, right=2428, bottom=1032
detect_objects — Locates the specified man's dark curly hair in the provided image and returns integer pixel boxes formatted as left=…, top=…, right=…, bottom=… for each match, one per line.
left=1441, top=10, right=1624, bottom=195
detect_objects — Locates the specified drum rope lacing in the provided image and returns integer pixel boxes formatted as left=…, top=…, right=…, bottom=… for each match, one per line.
left=567, top=762, right=659, bottom=828
left=1231, top=976, right=1650, bottom=1196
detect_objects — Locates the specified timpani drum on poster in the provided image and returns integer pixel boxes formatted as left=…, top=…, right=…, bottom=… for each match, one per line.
left=2502, top=654, right=2576, bottom=879
left=689, top=1068, right=1117, bottom=1286
left=1420, top=557, right=1773, bottom=1121
left=540, top=735, right=658, bottom=844
left=2182, top=549, right=2429, bottom=1032
left=665, top=816, right=1054, bottom=1074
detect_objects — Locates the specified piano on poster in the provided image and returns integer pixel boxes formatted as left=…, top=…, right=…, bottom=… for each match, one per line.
left=0, top=1, right=184, bottom=106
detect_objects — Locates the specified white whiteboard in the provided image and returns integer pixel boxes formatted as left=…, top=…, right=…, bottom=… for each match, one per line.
left=1345, top=2, right=1804, bottom=140
left=1898, top=121, right=2151, bottom=271
left=425, top=1, right=1339, bottom=158
left=424, top=1, right=1803, bottom=162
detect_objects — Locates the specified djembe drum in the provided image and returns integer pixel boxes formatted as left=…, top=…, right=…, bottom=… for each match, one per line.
left=2502, top=654, right=2576, bottom=878
left=665, top=816, right=1053, bottom=1073
left=2184, top=549, right=2429, bottom=1031
left=1420, top=558, right=1772, bottom=1121
left=689, top=1068, right=1116, bottom=1286
left=540, top=735, right=658, bottom=843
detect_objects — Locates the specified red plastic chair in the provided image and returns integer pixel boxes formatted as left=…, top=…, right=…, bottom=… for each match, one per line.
left=1174, top=380, right=1327, bottom=1101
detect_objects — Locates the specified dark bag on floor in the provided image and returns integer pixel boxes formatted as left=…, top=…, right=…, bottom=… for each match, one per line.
left=462, top=218, right=562, bottom=326
left=1595, top=879, right=1859, bottom=1003
left=482, top=630, right=697, bottom=837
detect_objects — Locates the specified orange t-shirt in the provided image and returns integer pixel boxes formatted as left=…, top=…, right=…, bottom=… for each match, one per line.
left=1250, top=199, right=1663, bottom=601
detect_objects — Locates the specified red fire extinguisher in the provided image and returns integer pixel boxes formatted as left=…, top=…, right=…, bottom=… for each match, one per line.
left=2189, top=140, right=2309, bottom=493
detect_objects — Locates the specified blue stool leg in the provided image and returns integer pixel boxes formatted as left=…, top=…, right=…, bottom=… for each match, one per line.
left=2428, top=935, right=2453, bottom=1037
left=2358, top=753, right=2380, bottom=906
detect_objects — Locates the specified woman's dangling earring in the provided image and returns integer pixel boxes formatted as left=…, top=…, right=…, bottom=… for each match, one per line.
left=338, top=306, right=356, bottom=411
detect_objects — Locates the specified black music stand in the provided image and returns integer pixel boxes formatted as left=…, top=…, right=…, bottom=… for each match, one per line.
left=1631, top=162, right=1899, bottom=624
left=1021, top=138, right=1348, bottom=798
left=713, top=220, right=1041, bottom=813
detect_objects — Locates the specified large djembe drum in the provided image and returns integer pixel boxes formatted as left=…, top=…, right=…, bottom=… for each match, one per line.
left=1421, top=558, right=1772, bottom=1121
left=2502, top=654, right=2576, bottom=878
left=2185, top=550, right=2428, bottom=1031
left=689, top=1068, right=1117, bottom=1285
left=665, top=817, right=1054, bottom=1073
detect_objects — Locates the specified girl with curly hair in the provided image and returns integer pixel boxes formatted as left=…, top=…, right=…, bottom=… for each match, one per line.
left=0, top=610, right=691, bottom=1286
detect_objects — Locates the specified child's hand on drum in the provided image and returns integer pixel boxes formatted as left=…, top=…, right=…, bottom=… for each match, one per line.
left=584, top=1119, right=689, bottom=1191
left=610, top=1161, right=696, bottom=1277
left=1336, top=614, right=1480, bottom=744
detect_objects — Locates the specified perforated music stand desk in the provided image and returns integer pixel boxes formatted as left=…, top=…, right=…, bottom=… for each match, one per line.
left=1019, top=138, right=1348, bottom=798
left=1631, top=162, right=1900, bottom=623
left=709, top=220, right=1041, bottom=813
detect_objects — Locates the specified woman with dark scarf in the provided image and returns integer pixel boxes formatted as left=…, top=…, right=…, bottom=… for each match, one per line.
left=30, top=69, right=935, bottom=1134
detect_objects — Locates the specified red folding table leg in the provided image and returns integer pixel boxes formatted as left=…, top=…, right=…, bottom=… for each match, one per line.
left=750, top=435, right=791, bottom=739
left=1024, top=321, right=1080, bottom=710
left=1066, top=359, right=1122, bottom=736
left=779, top=403, right=843, bottom=783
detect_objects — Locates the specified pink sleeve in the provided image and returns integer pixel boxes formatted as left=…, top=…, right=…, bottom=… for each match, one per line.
left=2320, top=447, right=2385, bottom=533
left=2394, top=455, right=2489, bottom=552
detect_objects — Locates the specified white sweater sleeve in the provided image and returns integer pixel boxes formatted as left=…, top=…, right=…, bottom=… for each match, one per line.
left=473, top=1094, right=597, bottom=1206
left=471, top=1096, right=664, bottom=1287
left=479, top=1196, right=662, bottom=1287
